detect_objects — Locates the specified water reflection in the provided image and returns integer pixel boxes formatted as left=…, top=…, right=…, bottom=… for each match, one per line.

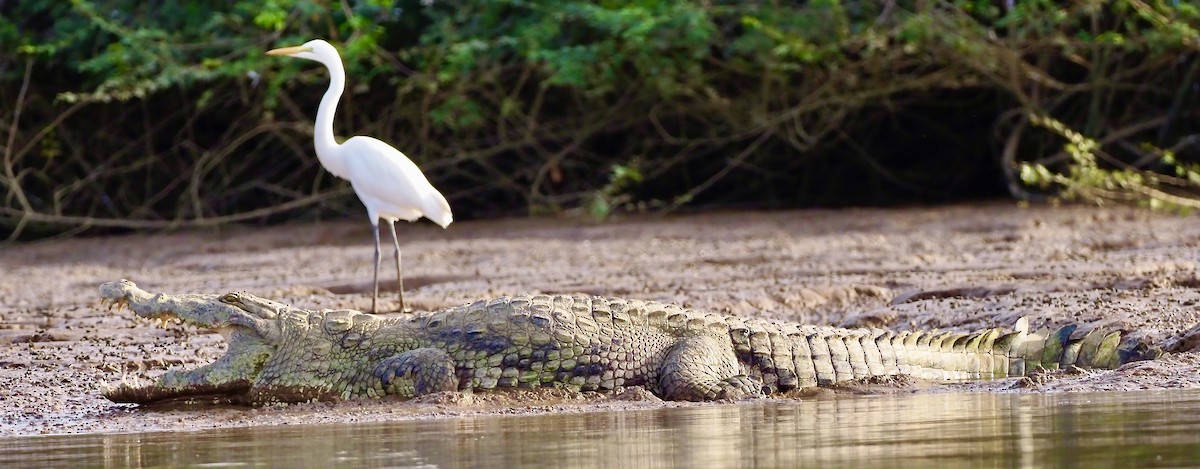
left=4, top=391, right=1200, bottom=468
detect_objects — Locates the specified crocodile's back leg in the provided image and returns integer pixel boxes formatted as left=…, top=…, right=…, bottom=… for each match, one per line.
left=373, top=348, right=460, bottom=397
left=657, top=335, right=764, bottom=401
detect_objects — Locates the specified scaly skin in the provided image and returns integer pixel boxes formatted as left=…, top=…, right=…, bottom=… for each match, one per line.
left=97, top=280, right=1161, bottom=404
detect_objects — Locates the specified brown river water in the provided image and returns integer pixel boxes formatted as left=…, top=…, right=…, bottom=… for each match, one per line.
left=4, top=390, right=1199, bottom=468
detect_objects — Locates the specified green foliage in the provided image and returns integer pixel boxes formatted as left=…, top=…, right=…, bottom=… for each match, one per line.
left=998, top=2, right=1200, bottom=213
left=587, top=163, right=645, bottom=219
left=3, top=0, right=395, bottom=102
left=1022, top=115, right=1200, bottom=215
left=1, top=0, right=1199, bottom=238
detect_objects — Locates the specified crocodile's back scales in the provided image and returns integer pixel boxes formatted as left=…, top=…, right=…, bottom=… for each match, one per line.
left=351, top=294, right=1151, bottom=401
left=383, top=295, right=696, bottom=393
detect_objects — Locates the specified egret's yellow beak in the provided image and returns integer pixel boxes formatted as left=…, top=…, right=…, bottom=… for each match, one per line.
left=266, top=46, right=310, bottom=56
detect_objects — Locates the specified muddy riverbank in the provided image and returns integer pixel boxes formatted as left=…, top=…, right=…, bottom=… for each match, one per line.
left=3, top=203, right=1200, bottom=436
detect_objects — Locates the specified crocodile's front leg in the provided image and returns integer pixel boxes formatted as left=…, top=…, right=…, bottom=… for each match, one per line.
left=373, top=348, right=460, bottom=396
left=658, top=335, right=764, bottom=401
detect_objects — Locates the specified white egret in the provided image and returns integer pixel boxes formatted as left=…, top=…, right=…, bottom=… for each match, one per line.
left=267, top=39, right=452, bottom=313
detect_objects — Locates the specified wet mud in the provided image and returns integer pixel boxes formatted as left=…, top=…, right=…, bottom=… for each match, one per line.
left=3, top=203, right=1200, bottom=435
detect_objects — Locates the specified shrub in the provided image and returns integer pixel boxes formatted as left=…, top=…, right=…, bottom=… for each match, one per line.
left=1, top=1, right=1198, bottom=239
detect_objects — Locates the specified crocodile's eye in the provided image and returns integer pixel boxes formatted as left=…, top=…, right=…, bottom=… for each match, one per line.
left=220, top=293, right=241, bottom=304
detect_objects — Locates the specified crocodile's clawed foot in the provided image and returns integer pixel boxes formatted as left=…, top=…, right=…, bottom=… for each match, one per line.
left=374, top=348, right=459, bottom=397
left=717, top=375, right=767, bottom=400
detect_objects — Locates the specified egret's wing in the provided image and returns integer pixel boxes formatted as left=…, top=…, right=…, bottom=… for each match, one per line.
left=341, top=136, right=452, bottom=226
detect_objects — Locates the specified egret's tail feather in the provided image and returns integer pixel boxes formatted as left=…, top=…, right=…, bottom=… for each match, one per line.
left=423, top=190, right=453, bottom=228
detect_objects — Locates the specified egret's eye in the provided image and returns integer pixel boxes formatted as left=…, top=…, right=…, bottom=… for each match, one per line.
left=220, top=293, right=241, bottom=303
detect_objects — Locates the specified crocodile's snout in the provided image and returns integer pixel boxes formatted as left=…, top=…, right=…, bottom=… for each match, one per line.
left=98, top=279, right=244, bottom=327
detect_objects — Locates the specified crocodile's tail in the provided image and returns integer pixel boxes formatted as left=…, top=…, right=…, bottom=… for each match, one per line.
left=733, top=318, right=1161, bottom=390
left=880, top=318, right=1161, bottom=382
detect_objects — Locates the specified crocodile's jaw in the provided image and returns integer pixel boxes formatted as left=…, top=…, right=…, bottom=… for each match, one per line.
left=99, top=281, right=277, bottom=404
left=101, top=327, right=273, bottom=404
left=99, top=280, right=255, bottom=329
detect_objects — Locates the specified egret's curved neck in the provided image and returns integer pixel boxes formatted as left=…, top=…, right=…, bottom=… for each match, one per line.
left=314, top=57, right=348, bottom=177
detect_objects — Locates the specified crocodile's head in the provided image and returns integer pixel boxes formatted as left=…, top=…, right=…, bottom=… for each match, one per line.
left=98, top=280, right=284, bottom=404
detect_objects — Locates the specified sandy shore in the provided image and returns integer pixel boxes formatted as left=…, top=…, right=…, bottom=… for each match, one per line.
left=3, top=203, right=1200, bottom=436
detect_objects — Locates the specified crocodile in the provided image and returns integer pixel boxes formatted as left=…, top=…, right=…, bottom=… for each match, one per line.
left=98, top=280, right=1160, bottom=404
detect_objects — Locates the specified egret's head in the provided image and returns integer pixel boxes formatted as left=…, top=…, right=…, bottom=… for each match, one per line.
left=266, top=39, right=340, bottom=65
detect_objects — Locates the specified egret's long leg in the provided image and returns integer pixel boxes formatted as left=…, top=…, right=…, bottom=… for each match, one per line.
left=371, top=221, right=382, bottom=314
left=388, top=221, right=404, bottom=312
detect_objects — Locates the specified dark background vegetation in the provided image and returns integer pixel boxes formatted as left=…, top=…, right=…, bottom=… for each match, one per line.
left=1, top=0, right=1198, bottom=240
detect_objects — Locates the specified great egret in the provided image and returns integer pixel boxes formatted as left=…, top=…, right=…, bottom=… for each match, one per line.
left=267, top=39, right=452, bottom=313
